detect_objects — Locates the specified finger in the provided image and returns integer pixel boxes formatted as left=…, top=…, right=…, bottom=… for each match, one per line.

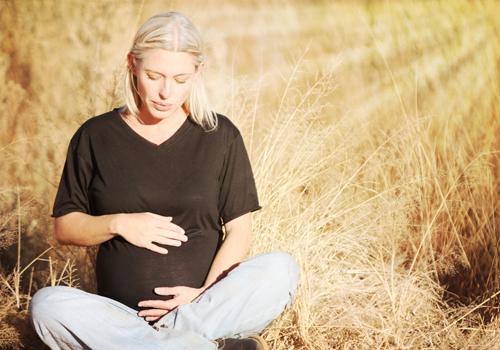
left=146, top=243, right=168, bottom=255
left=146, top=212, right=172, bottom=222
left=138, top=308, right=168, bottom=317
left=146, top=316, right=161, bottom=322
left=154, top=227, right=188, bottom=241
left=156, top=222, right=186, bottom=235
left=139, top=299, right=178, bottom=310
left=154, top=287, right=177, bottom=296
left=152, top=235, right=183, bottom=247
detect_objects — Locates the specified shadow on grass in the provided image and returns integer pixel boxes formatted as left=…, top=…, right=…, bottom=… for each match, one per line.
left=4, top=311, right=49, bottom=350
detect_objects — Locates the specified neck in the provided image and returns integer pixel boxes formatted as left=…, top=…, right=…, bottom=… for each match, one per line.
left=121, top=106, right=188, bottom=127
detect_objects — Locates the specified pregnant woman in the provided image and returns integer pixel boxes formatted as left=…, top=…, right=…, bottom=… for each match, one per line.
left=30, top=10, right=300, bottom=350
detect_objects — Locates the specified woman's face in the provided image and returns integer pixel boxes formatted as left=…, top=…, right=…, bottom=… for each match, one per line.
left=130, top=48, right=200, bottom=122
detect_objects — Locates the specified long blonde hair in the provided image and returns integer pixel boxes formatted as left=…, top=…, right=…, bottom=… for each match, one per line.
left=124, top=11, right=217, bottom=131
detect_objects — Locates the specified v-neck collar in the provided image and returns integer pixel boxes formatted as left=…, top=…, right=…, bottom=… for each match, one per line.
left=113, top=107, right=193, bottom=150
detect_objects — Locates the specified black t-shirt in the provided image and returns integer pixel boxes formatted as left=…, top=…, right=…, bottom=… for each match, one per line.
left=51, top=107, right=261, bottom=310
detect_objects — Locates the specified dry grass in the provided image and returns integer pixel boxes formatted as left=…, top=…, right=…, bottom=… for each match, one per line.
left=0, top=0, right=499, bottom=349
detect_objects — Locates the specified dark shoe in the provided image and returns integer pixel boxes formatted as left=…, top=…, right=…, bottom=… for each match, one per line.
left=216, top=334, right=269, bottom=350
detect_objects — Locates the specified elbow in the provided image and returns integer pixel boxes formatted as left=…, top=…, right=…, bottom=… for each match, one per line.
left=225, top=230, right=253, bottom=254
left=53, top=221, right=66, bottom=244
left=53, top=216, right=72, bottom=245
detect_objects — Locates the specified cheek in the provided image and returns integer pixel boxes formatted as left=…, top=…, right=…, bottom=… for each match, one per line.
left=136, top=77, right=158, bottom=96
left=175, top=83, right=193, bottom=101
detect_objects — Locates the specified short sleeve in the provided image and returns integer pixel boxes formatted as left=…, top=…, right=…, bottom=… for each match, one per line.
left=218, top=132, right=262, bottom=224
left=51, top=130, right=93, bottom=218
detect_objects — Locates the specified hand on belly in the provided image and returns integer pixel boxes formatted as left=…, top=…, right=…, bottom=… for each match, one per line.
left=137, top=285, right=207, bottom=321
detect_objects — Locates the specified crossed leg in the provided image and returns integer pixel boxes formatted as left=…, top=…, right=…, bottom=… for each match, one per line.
left=30, top=251, right=300, bottom=350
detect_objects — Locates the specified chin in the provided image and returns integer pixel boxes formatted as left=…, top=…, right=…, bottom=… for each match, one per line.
left=151, top=110, right=171, bottom=119
left=147, top=105, right=175, bottom=119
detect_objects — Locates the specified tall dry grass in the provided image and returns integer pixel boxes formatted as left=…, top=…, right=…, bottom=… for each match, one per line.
left=0, top=0, right=499, bottom=349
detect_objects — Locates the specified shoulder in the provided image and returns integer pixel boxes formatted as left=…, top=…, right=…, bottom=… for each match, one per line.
left=67, top=109, right=117, bottom=150
left=79, top=109, right=117, bottom=133
left=212, top=112, right=242, bottom=142
left=192, top=112, right=246, bottom=155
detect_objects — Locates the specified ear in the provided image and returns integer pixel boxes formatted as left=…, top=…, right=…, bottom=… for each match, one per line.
left=195, top=62, right=205, bottom=76
left=127, top=52, right=136, bottom=74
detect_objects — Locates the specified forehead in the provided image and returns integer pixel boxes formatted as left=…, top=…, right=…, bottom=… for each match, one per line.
left=138, top=49, right=196, bottom=74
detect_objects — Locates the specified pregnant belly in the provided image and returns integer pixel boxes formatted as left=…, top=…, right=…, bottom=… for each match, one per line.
left=95, top=230, right=221, bottom=311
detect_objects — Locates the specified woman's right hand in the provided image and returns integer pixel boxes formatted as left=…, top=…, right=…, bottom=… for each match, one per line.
left=113, top=212, right=187, bottom=254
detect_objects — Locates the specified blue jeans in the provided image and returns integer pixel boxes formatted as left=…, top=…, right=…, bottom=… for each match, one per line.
left=30, top=251, right=300, bottom=350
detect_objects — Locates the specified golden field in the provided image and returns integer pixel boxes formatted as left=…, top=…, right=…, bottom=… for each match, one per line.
left=0, top=0, right=499, bottom=349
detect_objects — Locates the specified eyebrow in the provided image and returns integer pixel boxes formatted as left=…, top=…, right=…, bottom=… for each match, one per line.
left=145, top=69, right=193, bottom=78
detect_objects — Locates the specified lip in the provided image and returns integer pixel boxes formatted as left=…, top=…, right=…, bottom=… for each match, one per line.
left=152, top=101, right=173, bottom=111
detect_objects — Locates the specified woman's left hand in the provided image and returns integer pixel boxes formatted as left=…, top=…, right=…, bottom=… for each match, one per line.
left=137, top=286, right=206, bottom=322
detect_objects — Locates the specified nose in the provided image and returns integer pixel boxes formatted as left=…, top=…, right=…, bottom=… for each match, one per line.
left=159, top=79, right=171, bottom=99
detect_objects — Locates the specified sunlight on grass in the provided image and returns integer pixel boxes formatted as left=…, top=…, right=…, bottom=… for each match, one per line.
left=0, top=0, right=499, bottom=348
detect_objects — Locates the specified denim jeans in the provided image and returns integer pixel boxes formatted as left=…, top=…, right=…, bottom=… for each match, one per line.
left=30, top=251, right=300, bottom=350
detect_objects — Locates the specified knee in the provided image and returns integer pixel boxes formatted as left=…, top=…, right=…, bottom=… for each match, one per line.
left=251, top=251, right=300, bottom=294
left=30, top=286, right=78, bottom=324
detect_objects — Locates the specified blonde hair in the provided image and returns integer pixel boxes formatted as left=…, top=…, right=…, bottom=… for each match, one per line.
left=123, top=11, right=217, bottom=131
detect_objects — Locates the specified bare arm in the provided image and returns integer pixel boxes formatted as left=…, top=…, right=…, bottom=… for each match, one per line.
left=201, top=212, right=254, bottom=290
left=54, top=212, right=120, bottom=246
left=54, top=212, right=187, bottom=253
